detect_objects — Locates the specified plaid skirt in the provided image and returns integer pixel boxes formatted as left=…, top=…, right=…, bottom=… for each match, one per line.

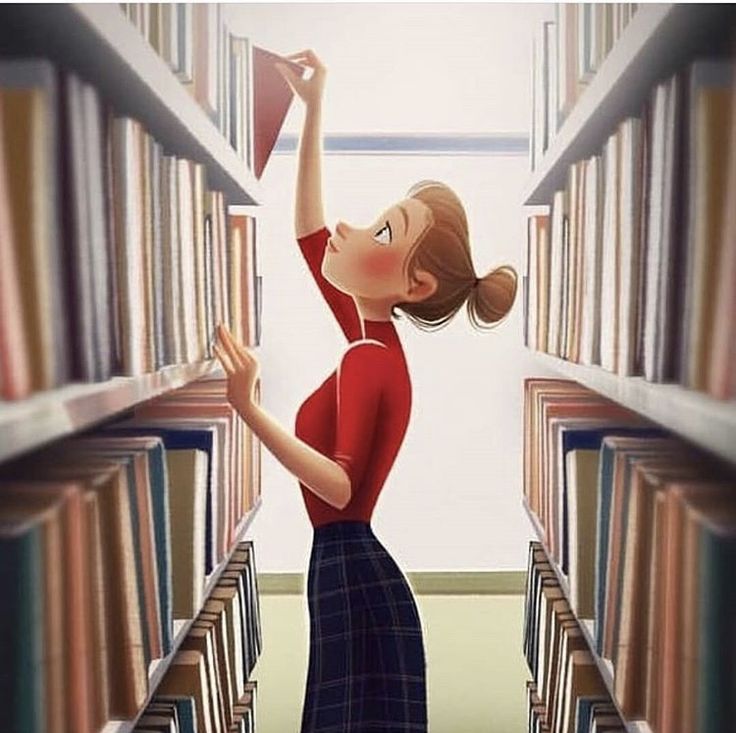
left=300, top=521, right=428, bottom=733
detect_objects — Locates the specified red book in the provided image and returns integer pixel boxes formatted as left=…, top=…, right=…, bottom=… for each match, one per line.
left=252, top=47, right=306, bottom=179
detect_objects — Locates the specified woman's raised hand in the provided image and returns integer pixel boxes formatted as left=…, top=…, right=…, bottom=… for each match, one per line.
left=213, top=323, right=260, bottom=422
left=274, top=49, right=326, bottom=108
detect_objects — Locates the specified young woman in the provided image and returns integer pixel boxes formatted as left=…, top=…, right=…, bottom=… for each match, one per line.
left=214, top=49, right=517, bottom=733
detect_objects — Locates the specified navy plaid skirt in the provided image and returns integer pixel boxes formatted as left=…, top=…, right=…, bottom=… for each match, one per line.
left=300, top=521, right=428, bottom=733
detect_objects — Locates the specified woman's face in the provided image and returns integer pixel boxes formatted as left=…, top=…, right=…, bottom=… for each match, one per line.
left=322, top=197, right=434, bottom=302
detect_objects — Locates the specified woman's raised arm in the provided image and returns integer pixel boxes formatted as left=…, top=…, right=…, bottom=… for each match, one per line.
left=276, top=51, right=362, bottom=342
left=275, top=50, right=327, bottom=238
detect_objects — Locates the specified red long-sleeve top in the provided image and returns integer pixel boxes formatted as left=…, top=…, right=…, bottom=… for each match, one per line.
left=294, top=225, right=412, bottom=527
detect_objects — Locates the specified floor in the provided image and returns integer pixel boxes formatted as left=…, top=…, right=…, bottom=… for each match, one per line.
left=252, top=593, right=529, bottom=733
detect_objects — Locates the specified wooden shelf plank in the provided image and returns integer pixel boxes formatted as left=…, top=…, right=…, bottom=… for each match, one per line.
left=0, top=361, right=223, bottom=463
left=524, top=3, right=734, bottom=204
left=102, top=496, right=262, bottom=733
left=523, top=500, right=653, bottom=733
left=0, top=4, right=261, bottom=205
left=529, top=350, right=736, bottom=466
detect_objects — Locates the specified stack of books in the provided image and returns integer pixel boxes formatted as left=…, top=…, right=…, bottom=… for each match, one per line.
left=108, top=376, right=263, bottom=576
left=0, top=377, right=261, bottom=732
left=135, top=542, right=261, bottom=733
left=0, top=57, right=261, bottom=402
left=530, top=3, right=639, bottom=168
left=524, top=377, right=736, bottom=732
left=524, top=55, right=736, bottom=400
left=524, top=542, right=625, bottom=733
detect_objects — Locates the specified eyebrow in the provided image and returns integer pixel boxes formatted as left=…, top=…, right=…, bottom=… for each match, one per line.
left=397, top=205, right=409, bottom=238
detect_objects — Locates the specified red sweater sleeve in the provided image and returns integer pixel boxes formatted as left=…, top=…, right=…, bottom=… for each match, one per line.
left=333, top=342, right=386, bottom=495
left=297, top=226, right=363, bottom=342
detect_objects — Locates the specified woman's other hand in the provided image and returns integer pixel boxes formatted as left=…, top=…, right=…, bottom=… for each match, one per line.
left=275, top=49, right=326, bottom=107
left=213, top=323, right=260, bottom=421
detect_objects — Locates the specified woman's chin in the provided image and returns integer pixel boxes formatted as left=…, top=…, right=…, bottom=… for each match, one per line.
left=322, top=264, right=353, bottom=297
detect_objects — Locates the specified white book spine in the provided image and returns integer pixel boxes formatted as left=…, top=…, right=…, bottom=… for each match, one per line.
left=600, top=132, right=620, bottom=372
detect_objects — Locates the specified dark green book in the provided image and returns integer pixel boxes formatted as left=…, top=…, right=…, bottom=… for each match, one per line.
left=0, top=518, right=45, bottom=733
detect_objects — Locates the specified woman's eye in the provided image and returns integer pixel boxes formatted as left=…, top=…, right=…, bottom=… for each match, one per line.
left=374, top=222, right=392, bottom=245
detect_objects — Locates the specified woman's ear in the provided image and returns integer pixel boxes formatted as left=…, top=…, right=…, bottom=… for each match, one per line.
left=405, top=268, right=438, bottom=303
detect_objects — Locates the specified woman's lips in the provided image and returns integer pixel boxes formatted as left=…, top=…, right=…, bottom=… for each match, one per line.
left=327, top=237, right=339, bottom=253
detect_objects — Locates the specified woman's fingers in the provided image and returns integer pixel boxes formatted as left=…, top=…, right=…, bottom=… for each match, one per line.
left=216, top=324, right=247, bottom=370
left=275, top=62, right=300, bottom=91
left=284, top=49, right=324, bottom=69
left=219, top=324, right=254, bottom=365
left=213, top=343, right=235, bottom=375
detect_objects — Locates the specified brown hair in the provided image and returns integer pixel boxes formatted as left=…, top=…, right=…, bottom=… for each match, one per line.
left=392, top=180, right=518, bottom=332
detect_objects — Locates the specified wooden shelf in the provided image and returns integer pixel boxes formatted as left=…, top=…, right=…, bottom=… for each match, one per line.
left=0, top=3, right=261, bottom=205
left=523, top=499, right=653, bottom=733
left=103, top=496, right=262, bottom=733
left=0, top=361, right=225, bottom=464
left=529, top=350, right=736, bottom=467
left=524, top=3, right=734, bottom=204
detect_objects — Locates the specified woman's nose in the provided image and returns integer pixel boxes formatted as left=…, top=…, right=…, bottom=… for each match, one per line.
left=335, top=221, right=350, bottom=239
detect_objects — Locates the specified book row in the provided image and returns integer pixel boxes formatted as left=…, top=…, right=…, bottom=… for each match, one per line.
left=531, top=3, right=639, bottom=168
left=524, top=543, right=625, bottom=733
left=0, top=376, right=261, bottom=733
left=121, top=3, right=253, bottom=170
left=137, top=543, right=262, bottom=733
left=135, top=685, right=256, bottom=733
left=0, top=57, right=262, bottom=401
left=523, top=56, right=736, bottom=400
left=524, top=378, right=736, bottom=733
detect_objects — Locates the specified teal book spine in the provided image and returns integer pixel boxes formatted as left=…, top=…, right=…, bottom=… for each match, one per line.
left=697, top=523, right=736, bottom=733
left=0, top=521, right=46, bottom=733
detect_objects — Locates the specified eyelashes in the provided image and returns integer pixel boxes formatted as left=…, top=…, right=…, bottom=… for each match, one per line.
left=374, top=221, right=392, bottom=245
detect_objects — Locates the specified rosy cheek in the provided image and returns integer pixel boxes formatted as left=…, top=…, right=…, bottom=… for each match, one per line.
left=359, top=248, right=402, bottom=278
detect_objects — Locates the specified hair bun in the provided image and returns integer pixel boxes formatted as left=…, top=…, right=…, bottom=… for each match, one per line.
left=467, top=265, right=518, bottom=330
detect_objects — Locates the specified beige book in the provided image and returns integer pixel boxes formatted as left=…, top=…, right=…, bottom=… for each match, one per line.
left=561, top=649, right=607, bottom=733
left=167, top=448, right=208, bottom=619
left=192, top=162, right=208, bottom=360
left=111, top=117, right=147, bottom=375
left=140, top=127, right=155, bottom=372
left=1, top=86, right=58, bottom=391
left=580, top=155, right=602, bottom=367
left=84, top=490, right=110, bottom=729
left=183, top=627, right=223, bottom=733
left=203, top=598, right=235, bottom=716
left=229, top=222, right=245, bottom=345
left=616, top=117, right=644, bottom=378
left=600, top=129, right=621, bottom=373
left=566, top=449, right=600, bottom=619
left=684, top=63, right=733, bottom=391
left=158, top=649, right=214, bottom=733
left=211, top=585, right=245, bottom=700
left=177, top=158, right=198, bottom=363
left=0, top=93, right=31, bottom=399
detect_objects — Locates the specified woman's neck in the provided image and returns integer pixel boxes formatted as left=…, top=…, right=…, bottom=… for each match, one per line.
left=353, top=295, right=393, bottom=322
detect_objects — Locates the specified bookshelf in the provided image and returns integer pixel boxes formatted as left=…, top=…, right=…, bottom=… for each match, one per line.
left=523, top=3, right=736, bottom=732
left=0, top=3, right=267, bottom=730
left=530, top=351, right=736, bottom=466
left=524, top=500, right=651, bottom=733
left=0, top=361, right=229, bottom=464
left=524, top=3, right=733, bottom=205
left=103, top=497, right=262, bottom=733
left=0, top=3, right=260, bottom=204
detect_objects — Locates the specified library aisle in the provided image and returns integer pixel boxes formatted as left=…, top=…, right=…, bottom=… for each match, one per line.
left=2, top=3, right=735, bottom=733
